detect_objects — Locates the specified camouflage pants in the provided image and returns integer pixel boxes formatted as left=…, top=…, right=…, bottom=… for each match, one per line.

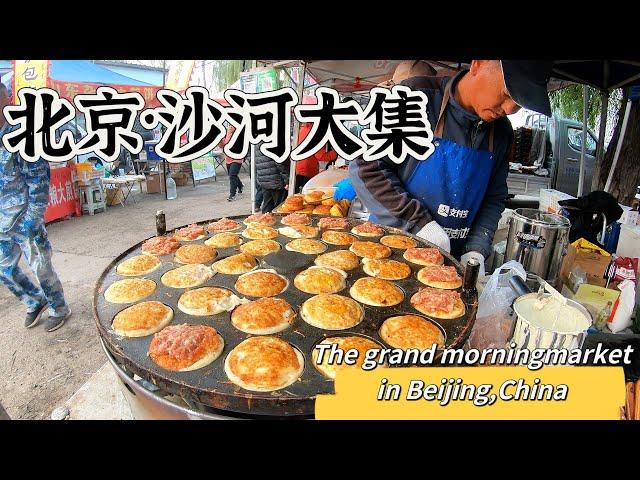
left=0, top=216, right=70, bottom=317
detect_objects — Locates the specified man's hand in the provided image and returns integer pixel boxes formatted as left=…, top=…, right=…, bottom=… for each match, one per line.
left=284, top=184, right=289, bottom=191
left=415, top=221, right=451, bottom=253
left=460, top=251, right=486, bottom=277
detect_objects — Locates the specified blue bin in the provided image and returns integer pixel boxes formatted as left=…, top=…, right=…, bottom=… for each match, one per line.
left=142, top=141, right=162, bottom=161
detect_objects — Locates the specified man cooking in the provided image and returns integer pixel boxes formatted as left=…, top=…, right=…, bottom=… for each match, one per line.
left=349, top=60, right=553, bottom=274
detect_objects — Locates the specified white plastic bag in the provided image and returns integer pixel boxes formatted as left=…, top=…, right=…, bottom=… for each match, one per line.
left=608, top=279, right=636, bottom=333
left=468, top=261, right=527, bottom=351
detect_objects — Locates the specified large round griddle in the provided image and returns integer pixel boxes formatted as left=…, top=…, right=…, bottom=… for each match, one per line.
left=94, top=214, right=478, bottom=417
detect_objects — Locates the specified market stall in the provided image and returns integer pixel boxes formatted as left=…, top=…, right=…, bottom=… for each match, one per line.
left=6, top=60, right=163, bottom=222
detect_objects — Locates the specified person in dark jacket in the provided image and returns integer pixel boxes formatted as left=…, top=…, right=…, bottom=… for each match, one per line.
left=349, top=60, right=552, bottom=274
left=254, top=144, right=289, bottom=213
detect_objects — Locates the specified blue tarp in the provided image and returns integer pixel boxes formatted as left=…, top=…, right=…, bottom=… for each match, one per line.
left=1, top=60, right=153, bottom=92
left=49, top=60, right=152, bottom=86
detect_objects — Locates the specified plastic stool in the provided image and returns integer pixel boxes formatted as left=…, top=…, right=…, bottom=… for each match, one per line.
left=79, top=179, right=106, bottom=215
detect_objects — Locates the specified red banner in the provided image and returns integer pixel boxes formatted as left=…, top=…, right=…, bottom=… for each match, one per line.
left=44, top=166, right=81, bottom=223
left=48, top=79, right=162, bottom=107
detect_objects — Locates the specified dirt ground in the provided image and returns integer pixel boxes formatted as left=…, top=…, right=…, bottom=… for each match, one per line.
left=0, top=172, right=252, bottom=419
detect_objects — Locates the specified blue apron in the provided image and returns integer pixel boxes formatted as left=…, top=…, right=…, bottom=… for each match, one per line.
left=404, top=78, right=496, bottom=258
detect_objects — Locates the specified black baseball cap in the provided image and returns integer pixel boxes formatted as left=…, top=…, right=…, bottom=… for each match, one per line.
left=500, top=61, right=553, bottom=117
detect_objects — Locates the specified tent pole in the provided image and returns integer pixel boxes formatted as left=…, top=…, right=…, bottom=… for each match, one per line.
left=592, top=89, right=609, bottom=191
left=162, top=60, right=168, bottom=200
left=288, top=60, right=306, bottom=197
left=251, top=144, right=256, bottom=213
left=605, top=98, right=632, bottom=193
left=578, top=85, right=588, bottom=197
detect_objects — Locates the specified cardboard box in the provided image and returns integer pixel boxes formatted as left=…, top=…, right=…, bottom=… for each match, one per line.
left=173, top=172, right=190, bottom=187
left=143, top=172, right=164, bottom=194
left=619, top=205, right=639, bottom=226
left=560, top=240, right=612, bottom=288
left=105, top=187, right=124, bottom=206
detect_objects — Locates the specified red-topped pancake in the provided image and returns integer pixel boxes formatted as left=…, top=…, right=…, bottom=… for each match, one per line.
left=244, top=212, right=275, bottom=226
left=351, top=222, right=384, bottom=237
left=403, top=247, right=444, bottom=266
left=281, top=213, right=311, bottom=226
left=173, top=224, right=206, bottom=241
left=410, top=287, right=465, bottom=319
left=148, top=324, right=224, bottom=372
left=318, top=217, right=348, bottom=230
left=417, top=265, right=462, bottom=289
left=142, top=236, right=181, bottom=256
left=207, top=217, right=240, bottom=233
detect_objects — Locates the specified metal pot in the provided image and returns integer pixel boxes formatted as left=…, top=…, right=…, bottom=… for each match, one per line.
left=511, top=292, right=592, bottom=350
left=504, top=208, right=571, bottom=287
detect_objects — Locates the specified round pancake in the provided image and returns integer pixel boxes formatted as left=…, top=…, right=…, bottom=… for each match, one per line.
left=161, top=263, right=214, bottom=289
left=301, top=294, right=364, bottom=330
left=285, top=238, right=327, bottom=255
left=417, top=265, right=462, bottom=289
left=410, top=287, right=465, bottom=319
left=149, top=324, right=224, bottom=372
left=173, top=224, right=206, bottom=241
left=242, top=226, right=279, bottom=240
left=239, top=239, right=281, bottom=256
left=403, top=247, right=444, bottom=266
left=318, top=217, right=348, bottom=230
left=281, top=213, right=311, bottom=226
left=243, top=213, right=276, bottom=226
left=379, top=315, right=445, bottom=350
left=112, top=301, right=173, bottom=337
left=231, top=297, right=295, bottom=335
left=212, top=253, right=257, bottom=275
left=322, top=230, right=356, bottom=245
left=278, top=225, right=319, bottom=239
left=380, top=234, right=417, bottom=249
left=225, top=336, right=304, bottom=392
left=362, top=258, right=412, bottom=280
left=294, top=266, right=347, bottom=294
left=303, top=190, right=325, bottom=204
left=141, top=236, right=181, bottom=255
left=177, top=287, right=246, bottom=316
left=351, top=222, right=384, bottom=237
left=174, top=244, right=217, bottom=264
left=104, top=278, right=157, bottom=304
left=207, top=217, right=240, bottom=233
left=205, top=232, right=243, bottom=249
left=314, top=249, right=359, bottom=271
left=116, top=254, right=161, bottom=276
left=349, top=240, right=392, bottom=259
left=235, top=269, right=288, bottom=297
left=350, top=277, right=404, bottom=307
left=312, top=336, right=383, bottom=379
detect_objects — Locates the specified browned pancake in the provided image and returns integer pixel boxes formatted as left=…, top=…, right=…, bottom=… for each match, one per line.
left=231, top=297, right=295, bottom=334
left=239, top=239, right=281, bottom=256
left=112, top=301, right=173, bottom=337
left=314, top=249, right=360, bottom=271
left=300, top=294, right=364, bottom=330
left=116, top=254, right=161, bottom=276
left=313, top=336, right=383, bottom=379
left=294, top=266, right=347, bottom=294
left=285, top=239, right=327, bottom=255
left=104, top=278, right=157, bottom=303
left=349, top=277, right=404, bottom=307
left=349, top=241, right=392, bottom=259
left=224, top=336, right=304, bottom=391
left=234, top=269, right=289, bottom=297
left=212, top=253, right=257, bottom=274
left=361, top=258, right=412, bottom=280
left=205, top=232, right=243, bottom=249
left=174, top=244, right=217, bottom=264
left=380, top=234, right=418, bottom=249
left=379, top=315, right=445, bottom=350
